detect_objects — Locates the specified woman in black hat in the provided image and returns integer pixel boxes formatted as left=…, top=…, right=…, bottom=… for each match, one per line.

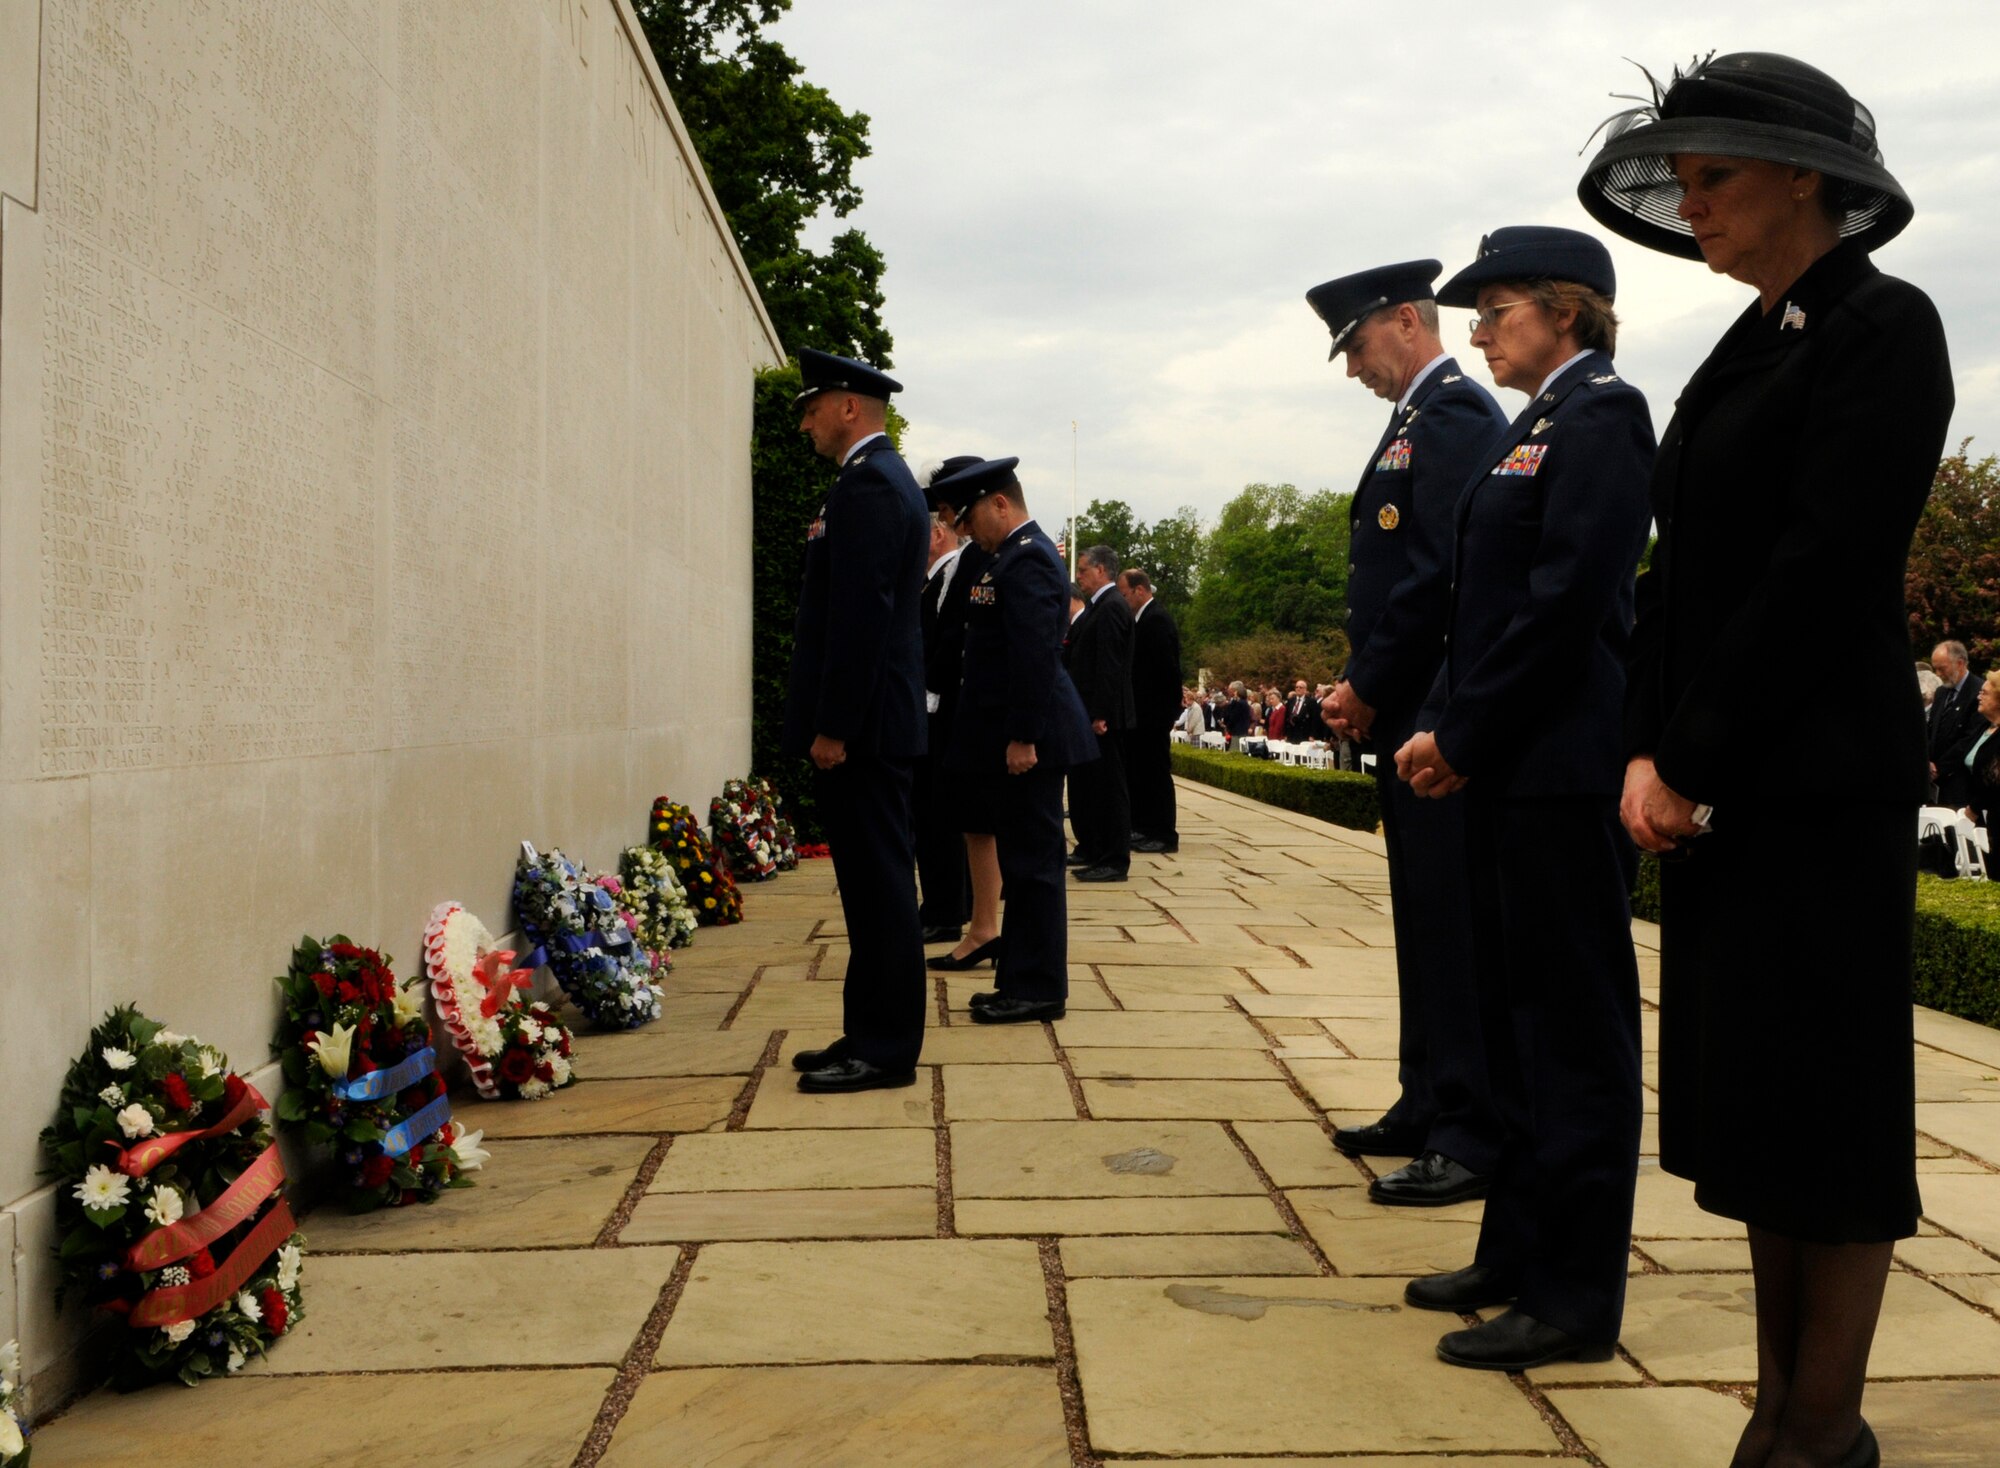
left=1583, top=52, right=1955, bottom=1468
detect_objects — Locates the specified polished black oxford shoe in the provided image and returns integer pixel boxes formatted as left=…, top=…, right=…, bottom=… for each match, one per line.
left=1130, top=837, right=1177, bottom=853
left=1331, top=1118, right=1427, bottom=1157
left=970, top=995, right=1065, bottom=1025
left=791, top=1039, right=850, bottom=1072
left=1074, top=865, right=1128, bottom=882
left=1403, top=1264, right=1517, bottom=1313
left=1368, top=1151, right=1490, bottom=1207
left=1435, top=1308, right=1614, bottom=1371
left=1065, top=850, right=1096, bottom=867
left=921, top=924, right=963, bottom=945
left=796, top=1056, right=917, bottom=1093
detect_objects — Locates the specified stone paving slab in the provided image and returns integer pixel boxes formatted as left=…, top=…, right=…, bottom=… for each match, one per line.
left=245, top=1248, right=681, bottom=1371
left=303, top=1136, right=652, bottom=1254
left=1067, top=1276, right=1560, bottom=1456
left=956, top=1195, right=1288, bottom=1235
left=569, top=1028, right=771, bottom=1077
left=744, top=1068, right=938, bottom=1128
left=471, top=1075, right=741, bottom=1136
left=44, top=1368, right=617, bottom=1467
left=949, top=1119, right=1266, bottom=1197
left=1546, top=1385, right=1750, bottom=1466
left=622, top=1186, right=940, bottom=1243
left=1080, top=1077, right=1315, bottom=1121
left=649, top=1127, right=936, bottom=1192
left=943, top=1062, right=1079, bottom=1120
left=1059, top=1233, right=1320, bottom=1277
left=603, top=1364, right=1072, bottom=1466
left=655, top=1239, right=1052, bottom=1366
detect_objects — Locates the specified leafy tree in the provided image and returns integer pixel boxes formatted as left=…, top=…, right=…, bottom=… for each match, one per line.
left=1193, top=630, right=1350, bottom=693
left=1136, top=507, right=1203, bottom=619
left=1185, top=483, right=1352, bottom=655
left=1908, top=442, right=2000, bottom=669
left=635, top=0, right=889, bottom=360
left=1072, top=498, right=1143, bottom=565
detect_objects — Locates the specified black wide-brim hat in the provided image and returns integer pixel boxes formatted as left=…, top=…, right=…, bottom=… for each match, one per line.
left=931, top=457, right=1021, bottom=526
left=1577, top=51, right=1913, bottom=259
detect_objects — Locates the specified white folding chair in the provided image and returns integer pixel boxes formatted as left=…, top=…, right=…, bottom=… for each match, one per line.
left=1950, top=813, right=1989, bottom=880
left=1359, top=752, right=1377, bottom=772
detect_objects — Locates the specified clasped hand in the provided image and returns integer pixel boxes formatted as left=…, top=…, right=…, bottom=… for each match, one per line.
left=1006, top=740, right=1038, bottom=775
left=1322, top=680, right=1375, bottom=740
left=1395, top=730, right=1467, bottom=798
left=1620, top=756, right=1703, bottom=852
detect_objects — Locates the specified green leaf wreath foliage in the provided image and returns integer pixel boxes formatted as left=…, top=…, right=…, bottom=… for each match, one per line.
left=39, top=1007, right=305, bottom=1389
left=617, top=845, right=698, bottom=959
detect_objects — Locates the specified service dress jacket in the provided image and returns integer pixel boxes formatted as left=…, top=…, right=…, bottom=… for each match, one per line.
left=948, top=521, right=1097, bottom=773
left=923, top=542, right=993, bottom=728
left=1625, top=242, right=1955, bottom=807
left=1066, top=587, right=1137, bottom=731
left=1345, top=357, right=1510, bottom=720
left=1426, top=350, right=1655, bottom=797
left=1130, top=601, right=1184, bottom=732
left=780, top=436, right=930, bottom=759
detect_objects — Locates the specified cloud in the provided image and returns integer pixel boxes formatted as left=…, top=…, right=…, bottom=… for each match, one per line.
left=774, top=0, right=2000, bottom=523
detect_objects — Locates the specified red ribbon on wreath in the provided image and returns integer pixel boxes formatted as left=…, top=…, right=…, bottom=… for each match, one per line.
left=123, top=1142, right=287, bottom=1272
left=472, top=949, right=534, bottom=1017
left=126, top=1198, right=296, bottom=1328
left=110, top=1080, right=266, bottom=1178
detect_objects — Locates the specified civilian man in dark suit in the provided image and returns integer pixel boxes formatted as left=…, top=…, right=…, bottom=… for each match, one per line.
left=933, top=457, right=1098, bottom=1023
left=1120, top=569, right=1182, bottom=853
left=1220, top=683, right=1253, bottom=738
left=1310, top=259, right=1510, bottom=1205
left=1930, top=640, right=1981, bottom=807
left=1064, top=545, right=1137, bottom=881
left=782, top=348, right=931, bottom=1094
left=1285, top=680, right=1327, bottom=743
left=915, top=456, right=990, bottom=944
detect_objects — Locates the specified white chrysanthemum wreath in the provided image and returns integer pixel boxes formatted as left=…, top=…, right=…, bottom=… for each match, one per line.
left=422, top=902, right=577, bottom=1102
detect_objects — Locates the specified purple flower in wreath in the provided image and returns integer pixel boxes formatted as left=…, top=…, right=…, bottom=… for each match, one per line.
left=96, top=1261, right=120, bottom=1281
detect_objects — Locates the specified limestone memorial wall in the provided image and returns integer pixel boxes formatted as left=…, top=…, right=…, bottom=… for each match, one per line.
left=0, top=0, right=782, bottom=1397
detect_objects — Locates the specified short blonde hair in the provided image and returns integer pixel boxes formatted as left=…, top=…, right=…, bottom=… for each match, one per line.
left=1521, top=279, right=1619, bottom=355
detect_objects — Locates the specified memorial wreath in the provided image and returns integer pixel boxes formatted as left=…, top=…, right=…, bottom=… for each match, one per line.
left=274, top=938, right=473, bottom=1210
left=40, top=1008, right=306, bottom=1388
left=751, top=776, right=801, bottom=871
left=512, top=845, right=666, bottom=1029
left=710, top=778, right=779, bottom=882
left=421, top=902, right=577, bottom=1101
left=614, top=845, right=698, bottom=966
left=1, top=1339, right=25, bottom=1464
left=650, top=797, right=743, bottom=924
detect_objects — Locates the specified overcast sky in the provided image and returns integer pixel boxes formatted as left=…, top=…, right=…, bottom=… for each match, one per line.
left=768, top=0, right=2000, bottom=529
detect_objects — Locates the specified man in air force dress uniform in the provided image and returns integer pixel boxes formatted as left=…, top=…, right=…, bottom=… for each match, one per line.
left=1311, top=261, right=1510, bottom=1205
left=782, top=348, right=931, bottom=1092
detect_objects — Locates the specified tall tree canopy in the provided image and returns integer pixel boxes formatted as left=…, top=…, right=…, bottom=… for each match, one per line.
left=635, top=0, right=890, bottom=362
left=1908, top=442, right=2000, bottom=668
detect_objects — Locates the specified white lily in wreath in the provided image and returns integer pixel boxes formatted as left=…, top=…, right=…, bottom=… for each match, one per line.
left=307, top=1022, right=356, bottom=1080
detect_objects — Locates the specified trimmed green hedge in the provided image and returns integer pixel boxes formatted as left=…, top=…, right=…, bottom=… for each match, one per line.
left=1633, top=855, right=1999, bottom=1029
left=1170, top=744, right=1380, bottom=832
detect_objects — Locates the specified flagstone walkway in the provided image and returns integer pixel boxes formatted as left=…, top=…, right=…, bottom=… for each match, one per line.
left=30, top=781, right=2000, bottom=1465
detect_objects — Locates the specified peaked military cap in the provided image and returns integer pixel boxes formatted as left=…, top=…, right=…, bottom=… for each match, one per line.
left=793, top=347, right=904, bottom=408
left=1437, top=227, right=1616, bottom=306
left=1578, top=52, right=1912, bottom=259
left=925, top=454, right=985, bottom=511
left=1305, top=260, right=1442, bottom=360
left=931, top=456, right=1022, bottom=526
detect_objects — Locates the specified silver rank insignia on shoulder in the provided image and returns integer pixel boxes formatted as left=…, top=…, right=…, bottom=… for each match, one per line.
left=1441, top=374, right=1462, bottom=383
left=1589, top=373, right=1621, bottom=385
left=1377, top=504, right=1400, bottom=530
left=1781, top=301, right=1807, bottom=330
left=1541, top=392, right=1556, bottom=403
left=1531, top=417, right=1553, bottom=435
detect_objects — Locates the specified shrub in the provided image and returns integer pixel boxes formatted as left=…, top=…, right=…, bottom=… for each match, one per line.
left=1170, top=744, right=1379, bottom=832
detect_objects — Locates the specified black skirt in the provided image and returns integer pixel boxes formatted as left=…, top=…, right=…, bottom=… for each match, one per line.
left=1656, top=802, right=1921, bottom=1242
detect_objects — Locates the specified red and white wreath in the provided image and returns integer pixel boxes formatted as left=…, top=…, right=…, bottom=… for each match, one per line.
left=422, top=903, right=577, bottom=1101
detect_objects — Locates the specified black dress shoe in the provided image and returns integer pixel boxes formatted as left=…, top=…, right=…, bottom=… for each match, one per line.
left=1435, top=1309, right=1614, bottom=1371
left=1065, top=850, right=1097, bottom=867
left=1074, top=864, right=1128, bottom=882
left=927, top=937, right=1002, bottom=971
left=796, top=1056, right=918, bottom=1093
left=1839, top=1421, right=1880, bottom=1468
left=1331, top=1118, right=1427, bottom=1157
left=1404, top=1264, right=1517, bottom=1313
left=1369, top=1151, right=1490, bottom=1207
left=791, top=1039, right=850, bottom=1072
left=970, top=996, right=1065, bottom=1025
left=921, top=924, right=963, bottom=945
left=1130, top=837, right=1169, bottom=853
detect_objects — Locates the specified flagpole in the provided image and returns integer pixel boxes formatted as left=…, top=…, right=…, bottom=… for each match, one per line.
left=1069, top=420, right=1078, bottom=579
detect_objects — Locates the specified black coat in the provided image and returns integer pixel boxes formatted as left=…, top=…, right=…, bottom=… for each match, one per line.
left=1427, top=350, right=1654, bottom=798
left=1345, top=358, right=1509, bottom=719
left=1221, top=697, right=1252, bottom=737
left=1627, top=243, right=1955, bottom=807
left=1282, top=694, right=1326, bottom=743
left=1964, top=724, right=2000, bottom=830
left=1129, top=601, right=1183, bottom=730
left=922, top=542, right=992, bottom=726
left=949, top=521, right=1097, bottom=772
left=1065, top=586, right=1137, bottom=730
left=782, top=436, right=930, bottom=758
left=1931, top=678, right=1985, bottom=808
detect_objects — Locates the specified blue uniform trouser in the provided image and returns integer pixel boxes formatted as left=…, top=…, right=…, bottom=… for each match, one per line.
left=1466, top=792, right=1642, bottom=1343
left=815, top=755, right=927, bottom=1069
left=992, top=763, right=1070, bottom=1002
left=1373, top=706, right=1502, bottom=1172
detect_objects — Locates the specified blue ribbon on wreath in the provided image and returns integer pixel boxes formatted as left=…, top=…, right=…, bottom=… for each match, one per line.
left=379, top=1092, right=454, bottom=1160
left=333, top=1047, right=438, bottom=1103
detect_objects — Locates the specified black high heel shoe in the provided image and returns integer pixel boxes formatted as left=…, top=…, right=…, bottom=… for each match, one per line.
left=1838, top=1421, right=1879, bottom=1468
left=927, top=937, right=1001, bottom=971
